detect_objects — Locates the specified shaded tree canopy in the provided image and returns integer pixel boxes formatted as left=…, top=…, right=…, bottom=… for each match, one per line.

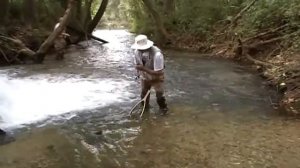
left=0, top=0, right=109, bottom=64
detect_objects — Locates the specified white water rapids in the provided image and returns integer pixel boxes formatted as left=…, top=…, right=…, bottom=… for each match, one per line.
left=0, top=76, right=131, bottom=128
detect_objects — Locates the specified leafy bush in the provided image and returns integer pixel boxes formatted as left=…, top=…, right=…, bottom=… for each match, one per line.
left=238, top=0, right=300, bottom=35
left=126, top=0, right=247, bottom=38
left=127, top=0, right=154, bottom=34
left=127, top=0, right=300, bottom=43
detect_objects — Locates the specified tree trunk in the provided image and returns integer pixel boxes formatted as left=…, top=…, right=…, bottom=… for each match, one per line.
left=76, top=0, right=82, bottom=20
left=142, top=0, right=169, bottom=43
left=0, top=0, right=9, bottom=24
left=68, top=0, right=83, bottom=31
left=164, top=0, right=175, bottom=16
left=35, top=0, right=76, bottom=63
left=83, top=0, right=93, bottom=29
left=87, top=0, right=109, bottom=34
left=67, top=25, right=108, bottom=43
left=23, top=0, right=37, bottom=25
left=110, top=0, right=121, bottom=19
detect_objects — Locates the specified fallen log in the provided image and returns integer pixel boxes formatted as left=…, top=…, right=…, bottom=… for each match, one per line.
left=243, top=24, right=289, bottom=43
left=90, top=34, right=108, bottom=43
left=35, top=0, right=75, bottom=63
left=0, top=35, right=28, bottom=49
left=0, top=35, right=36, bottom=61
left=239, top=31, right=299, bottom=52
left=0, top=0, right=108, bottom=65
left=245, top=53, right=274, bottom=67
left=0, top=0, right=75, bottom=64
left=0, top=47, right=10, bottom=63
left=236, top=38, right=274, bottom=67
left=67, top=26, right=108, bottom=43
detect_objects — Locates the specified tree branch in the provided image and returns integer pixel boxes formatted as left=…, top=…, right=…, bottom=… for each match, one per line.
left=35, top=0, right=76, bottom=63
left=0, top=35, right=36, bottom=57
left=236, top=38, right=274, bottom=68
left=249, top=31, right=298, bottom=48
left=245, top=54, right=273, bottom=67
left=87, top=0, right=108, bottom=34
left=243, top=24, right=289, bottom=43
left=221, top=0, right=258, bottom=33
left=67, top=25, right=108, bottom=43
left=0, top=47, right=10, bottom=63
left=231, top=0, right=258, bottom=27
left=142, top=0, right=170, bottom=41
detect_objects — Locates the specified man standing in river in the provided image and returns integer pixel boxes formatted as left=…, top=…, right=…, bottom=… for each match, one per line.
left=131, top=35, right=168, bottom=115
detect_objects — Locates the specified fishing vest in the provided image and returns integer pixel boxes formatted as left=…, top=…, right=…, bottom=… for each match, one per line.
left=135, top=46, right=164, bottom=81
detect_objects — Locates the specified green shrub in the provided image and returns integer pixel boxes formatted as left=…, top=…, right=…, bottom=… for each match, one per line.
left=127, top=0, right=300, bottom=43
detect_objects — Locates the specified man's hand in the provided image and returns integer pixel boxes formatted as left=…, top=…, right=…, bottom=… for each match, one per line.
left=136, top=65, right=164, bottom=76
left=135, top=65, right=145, bottom=71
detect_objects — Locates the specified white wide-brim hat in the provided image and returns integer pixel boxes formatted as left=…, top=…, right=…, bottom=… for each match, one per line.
left=131, top=34, right=154, bottom=50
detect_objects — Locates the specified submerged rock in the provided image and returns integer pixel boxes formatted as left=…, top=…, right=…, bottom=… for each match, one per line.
left=0, top=130, right=15, bottom=146
left=94, top=130, right=103, bottom=135
left=0, top=129, right=6, bottom=135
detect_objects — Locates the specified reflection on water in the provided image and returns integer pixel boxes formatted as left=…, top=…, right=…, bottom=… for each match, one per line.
left=0, top=30, right=299, bottom=168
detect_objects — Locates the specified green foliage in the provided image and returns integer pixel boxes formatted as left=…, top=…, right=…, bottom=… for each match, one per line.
left=127, top=0, right=245, bottom=37
left=127, top=0, right=154, bottom=34
left=171, top=0, right=226, bottom=36
left=127, top=0, right=300, bottom=46
left=3, top=0, right=65, bottom=28
left=9, top=0, right=23, bottom=20
left=239, top=0, right=300, bottom=35
left=234, top=0, right=300, bottom=51
left=99, top=0, right=132, bottom=28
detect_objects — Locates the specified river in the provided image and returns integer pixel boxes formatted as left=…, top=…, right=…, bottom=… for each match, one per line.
left=0, top=30, right=300, bottom=168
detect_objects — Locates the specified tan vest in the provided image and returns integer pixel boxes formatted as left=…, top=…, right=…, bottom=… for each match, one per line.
left=136, top=46, right=164, bottom=81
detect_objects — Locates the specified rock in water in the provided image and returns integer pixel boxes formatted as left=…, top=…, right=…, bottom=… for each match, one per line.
left=0, top=129, right=6, bottom=135
left=0, top=129, right=15, bottom=146
left=94, top=130, right=103, bottom=135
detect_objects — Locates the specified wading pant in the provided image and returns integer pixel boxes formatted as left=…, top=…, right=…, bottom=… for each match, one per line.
left=141, top=79, right=167, bottom=110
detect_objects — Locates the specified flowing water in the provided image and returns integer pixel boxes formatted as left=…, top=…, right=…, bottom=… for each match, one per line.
left=0, top=30, right=300, bottom=168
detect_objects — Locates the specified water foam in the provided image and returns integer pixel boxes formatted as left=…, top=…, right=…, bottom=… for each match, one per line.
left=0, top=76, right=131, bottom=128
